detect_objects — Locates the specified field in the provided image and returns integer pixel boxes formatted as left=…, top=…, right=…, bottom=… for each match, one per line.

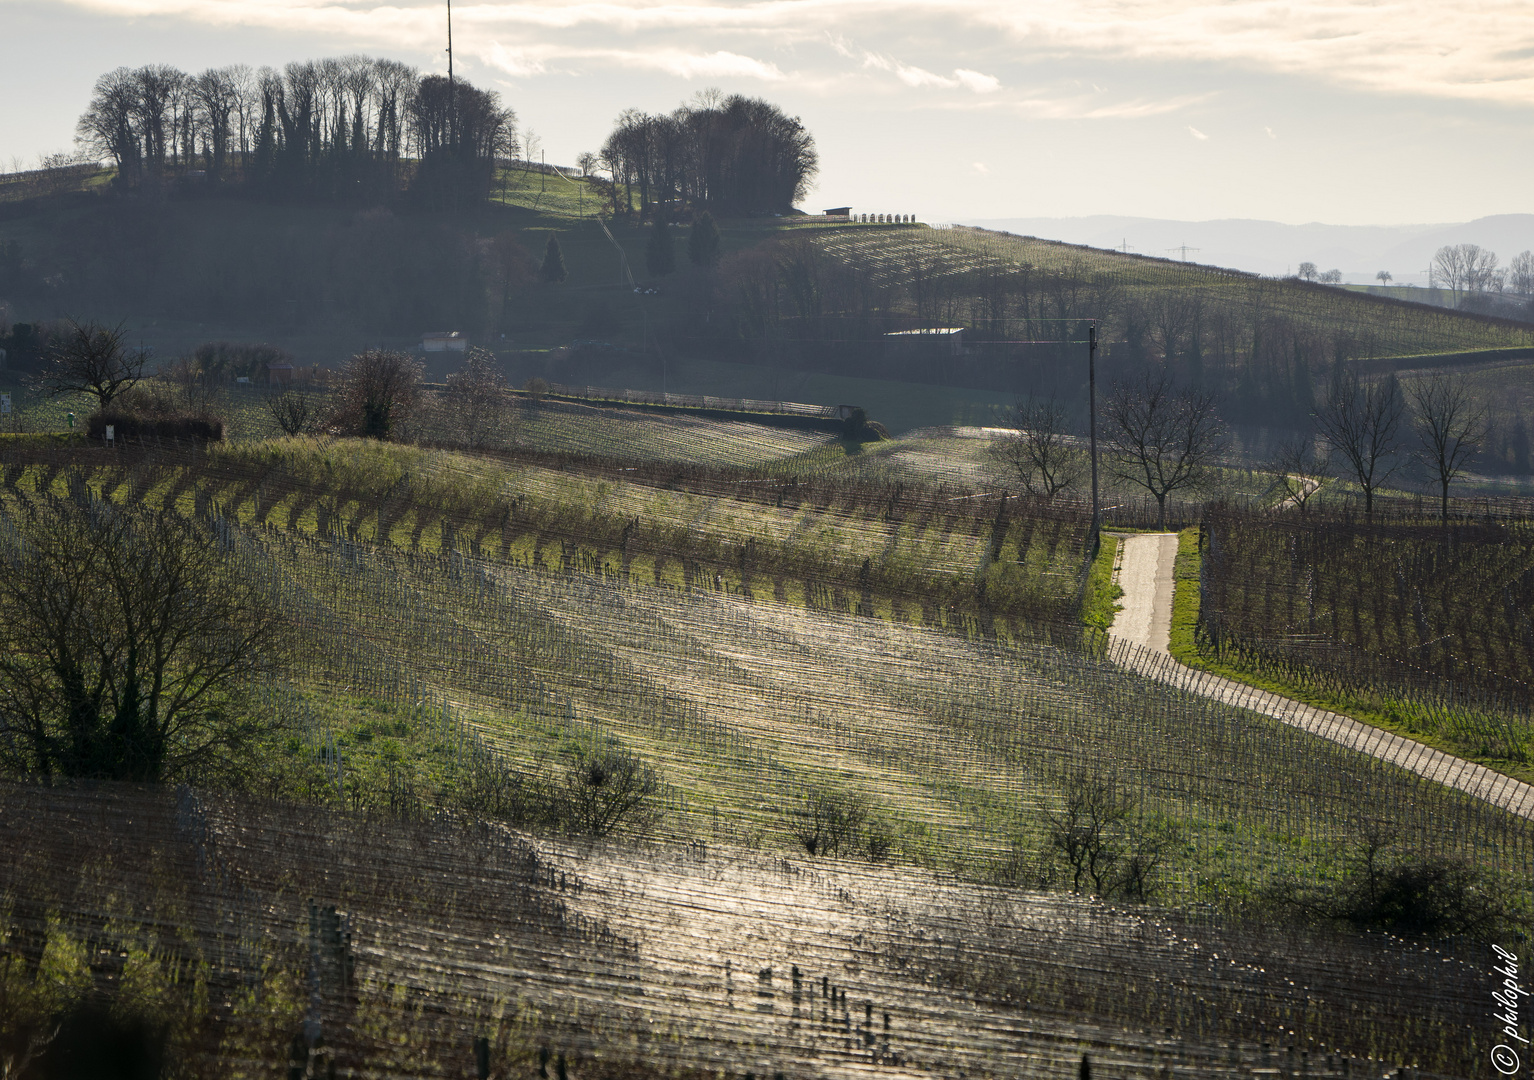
left=2, top=386, right=1533, bottom=1075
left=798, top=225, right=1534, bottom=357
left=1, top=781, right=1501, bottom=1079
left=1184, top=503, right=1534, bottom=786
left=2, top=433, right=1530, bottom=1075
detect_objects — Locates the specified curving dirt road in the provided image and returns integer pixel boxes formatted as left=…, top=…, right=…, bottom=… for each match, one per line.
left=1108, top=532, right=1534, bottom=820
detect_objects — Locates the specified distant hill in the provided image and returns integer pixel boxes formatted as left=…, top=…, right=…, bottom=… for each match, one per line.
left=962, top=214, right=1534, bottom=286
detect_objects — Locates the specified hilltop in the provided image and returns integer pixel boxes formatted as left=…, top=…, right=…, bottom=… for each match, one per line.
left=4, top=169, right=1534, bottom=451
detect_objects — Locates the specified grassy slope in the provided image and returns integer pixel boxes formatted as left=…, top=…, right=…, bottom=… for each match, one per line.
left=1166, top=526, right=1534, bottom=786
left=811, top=226, right=1534, bottom=356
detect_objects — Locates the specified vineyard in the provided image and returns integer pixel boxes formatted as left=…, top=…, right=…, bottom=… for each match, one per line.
left=0, top=781, right=1501, bottom=1079
left=806, top=226, right=1534, bottom=359
left=1192, top=503, right=1534, bottom=778
left=1, top=430, right=1531, bottom=1077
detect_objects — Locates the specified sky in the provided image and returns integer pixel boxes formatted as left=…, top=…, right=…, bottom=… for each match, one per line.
left=2, top=0, right=1533, bottom=227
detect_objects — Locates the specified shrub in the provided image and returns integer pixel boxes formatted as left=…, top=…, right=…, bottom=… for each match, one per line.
left=554, top=748, right=663, bottom=838
left=265, top=390, right=313, bottom=436
left=1039, top=771, right=1175, bottom=902
left=87, top=386, right=225, bottom=442
left=330, top=349, right=422, bottom=440
left=788, top=786, right=867, bottom=857
left=1264, top=830, right=1527, bottom=939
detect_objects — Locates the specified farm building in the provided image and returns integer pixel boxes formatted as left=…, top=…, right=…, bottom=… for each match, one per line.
left=422, top=331, right=468, bottom=353
left=267, top=362, right=294, bottom=386
left=823, top=206, right=852, bottom=219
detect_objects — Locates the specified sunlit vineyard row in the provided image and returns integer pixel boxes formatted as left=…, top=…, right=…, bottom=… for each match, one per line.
left=2, top=441, right=1095, bottom=637
left=1, top=780, right=1491, bottom=1078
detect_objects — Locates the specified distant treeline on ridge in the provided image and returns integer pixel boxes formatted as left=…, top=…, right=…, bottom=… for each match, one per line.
left=73, top=57, right=816, bottom=214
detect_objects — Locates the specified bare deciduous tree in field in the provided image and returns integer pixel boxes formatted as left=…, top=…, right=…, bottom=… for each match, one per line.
left=1433, top=243, right=1499, bottom=302
left=558, top=748, right=662, bottom=837
left=332, top=349, right=421, bottom=440
left=0, top=502, right=288, bottom=783
left=1044, top=772, right=1174, bottom=902
left=1408, top=372, right=1487, bottom=524
left=990, top=397, right=1084, bottom=502
left=1105, top=369, right=1228, bottom=529
left=39, top=319, right=147, bottom=409
left=1269, top=435, right=1331, bottom=514
left=266, top=390, right=313, bottom=436
left=1315, top=368, right=1405, bottom=518
left=445, top=346, right=511, bottom=448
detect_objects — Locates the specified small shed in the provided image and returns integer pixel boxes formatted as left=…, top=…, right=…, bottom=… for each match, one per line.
left=268, top=362, right=295, bottom=386
left=823, top=206, right=852, bottom=219
left=422, top=331, right=468, bottom=353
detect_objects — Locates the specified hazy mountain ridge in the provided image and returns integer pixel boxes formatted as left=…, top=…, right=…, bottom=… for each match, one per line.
left=962, top=214, right=1534, bottom=285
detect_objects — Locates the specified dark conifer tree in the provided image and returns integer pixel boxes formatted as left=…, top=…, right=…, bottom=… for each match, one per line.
left=646, top=216, right=676, bottom=277
left=688, top=210, right=721, bottom=267
left=541, top=232, right=567, bottom=283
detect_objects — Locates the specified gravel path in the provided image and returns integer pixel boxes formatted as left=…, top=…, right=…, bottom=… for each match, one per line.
left=1109, top=532, right=1534, bottom=820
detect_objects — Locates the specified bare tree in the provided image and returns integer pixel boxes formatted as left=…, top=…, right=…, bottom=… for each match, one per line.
left=75, top=68, right=142, bottom=182
left=190, top=67, right=241, bottom=179
left=1375, top=270, right=1392, bottom=286
left=331, top=349, right=421, bottom=439
left=1314, top=368, right=1405, bottom=518
left=39, top=319, right=146, bottom=409
left=1508, top=251, right=1534, bottom=296
left=1319, top=269, right=1343, bottom=285
left=1433, top=243, right=1498, bottom=303
left=989, top=397, right=1084, bottom=501
left=1105, top=369, right=1228, bottom=529
left=556, top=748, right=662, bottom=837
left=1269, top=435, right=1331, bottom=514
left=788, top=786, right=867, bottom=857
left=1296, top=262, right=1318, bottom=282
left=267, top=390, right=313, bottom=436
left=1408, top=373, right=1487, bottom=524
left=0, top=500, right=288, bottom=782
left=444, top=346, right=510, bottom=448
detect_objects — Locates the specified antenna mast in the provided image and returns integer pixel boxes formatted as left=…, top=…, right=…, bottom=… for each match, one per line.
left=447, top=0, right=456, bottom=150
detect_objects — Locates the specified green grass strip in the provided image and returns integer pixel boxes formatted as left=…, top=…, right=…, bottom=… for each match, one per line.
left=1080, top=534, right=1123, bottom=638
left=1167, top=526, right=1534, bottom=787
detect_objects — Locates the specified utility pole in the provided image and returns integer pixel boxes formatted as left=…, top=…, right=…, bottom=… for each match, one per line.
left=1088, top=322, right=1100, bottom=558
left=446, top=0, right=456, bottom=151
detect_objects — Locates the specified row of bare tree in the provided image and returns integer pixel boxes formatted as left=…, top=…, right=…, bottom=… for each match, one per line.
left=992, top=367, right=1488, bottom=527
left=75, top=56, right=517, bottom=201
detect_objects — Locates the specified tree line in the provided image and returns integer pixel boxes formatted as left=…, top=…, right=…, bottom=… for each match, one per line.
left=595, top=92, right=818, bottom=218
left=75, top=56, right=518, bottom=204
left=72, top=61, right=817, bottom=218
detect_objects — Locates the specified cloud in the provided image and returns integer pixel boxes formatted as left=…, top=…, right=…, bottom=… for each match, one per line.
left=972, top=0, right=1534, bottom=106
left=629, top=49, right=786, bottom=80
left=849, top=49, right=1000, bottom=93
left=1188, top=124, right=1209, bottom=139
left=55, top=0, right=1534, bottom=107
left=954, top=68, right=1001, bottom=93
left=972, top=161, right=989, bottom=173
left=1265, top=125, right=1277, bottom=138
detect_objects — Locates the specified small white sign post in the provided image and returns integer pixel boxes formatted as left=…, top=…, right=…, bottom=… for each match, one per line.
left=105, top=424, right=115, bottom=447
left=0, top=393, right=10, bottom=415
